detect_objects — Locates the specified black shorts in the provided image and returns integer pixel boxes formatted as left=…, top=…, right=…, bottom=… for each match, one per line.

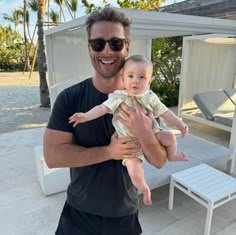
left=55, top=201, right=142, bottom=235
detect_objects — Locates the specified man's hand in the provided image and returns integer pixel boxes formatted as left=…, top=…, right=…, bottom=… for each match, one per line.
left=117, top=96, right=152, bottom=140
left=107, top=132, right=142, bottom=160
left=117, top=96, right=167, bottom=168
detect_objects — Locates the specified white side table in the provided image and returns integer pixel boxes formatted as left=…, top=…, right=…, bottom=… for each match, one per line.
left=168, top=164, right=236, bottom=235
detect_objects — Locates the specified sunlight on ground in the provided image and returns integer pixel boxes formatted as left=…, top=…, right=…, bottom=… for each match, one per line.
left=20, top=123, right=48, bottom=129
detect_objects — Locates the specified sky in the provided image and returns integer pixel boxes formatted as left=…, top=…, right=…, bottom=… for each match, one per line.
left=0, top=0, right=185, bottom=39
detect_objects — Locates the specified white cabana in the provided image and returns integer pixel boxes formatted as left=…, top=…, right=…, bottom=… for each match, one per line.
left=44, top=8, right=236, bottom=106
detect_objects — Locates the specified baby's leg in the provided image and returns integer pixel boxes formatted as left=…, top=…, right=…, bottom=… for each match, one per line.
left=156, top=130, right=188, bottom=162
left=125, top=158, right=152, bottom=206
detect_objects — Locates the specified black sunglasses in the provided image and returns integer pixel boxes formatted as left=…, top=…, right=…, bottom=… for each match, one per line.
left=88, top=38, right=128, bottom=52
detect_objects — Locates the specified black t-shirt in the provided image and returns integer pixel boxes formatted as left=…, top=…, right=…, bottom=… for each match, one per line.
left=47, top=78, right=138, bottom=217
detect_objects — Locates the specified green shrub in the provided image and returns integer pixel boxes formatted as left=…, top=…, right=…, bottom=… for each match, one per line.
left=151, top=78, right=179, bottom=107
left=151, top=36, right=182, bottom=107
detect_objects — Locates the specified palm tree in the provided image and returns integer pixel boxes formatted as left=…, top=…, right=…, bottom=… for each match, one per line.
left=49, top=9, right=60, bottom=25
left=67, top=0, right=78, bottom=18
left=29, top=0, right=38, bottom=11
left=81, top=0, right=95, bottom=14
left=37, top=0, right=50, bottom=107
left=54, top=0, right=66, bottom=22
left=27, top=0, right=39, bottom=78
left=3, top=9, right=23, bottom=31
left=28, top=0, right=38, bottom=37
left=23, top=0, right=31, bottom=71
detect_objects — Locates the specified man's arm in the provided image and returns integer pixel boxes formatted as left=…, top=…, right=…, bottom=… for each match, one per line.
left=43, top=128, right=141, bottom=168
left=118, top=97, right=167, bottom=168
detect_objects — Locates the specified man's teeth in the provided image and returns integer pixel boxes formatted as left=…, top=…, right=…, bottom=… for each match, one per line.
left=101, top=60, right=114, bottom=64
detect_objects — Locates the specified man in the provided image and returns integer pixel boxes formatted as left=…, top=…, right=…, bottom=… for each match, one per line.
left=43, top=7, right=166, bottom=235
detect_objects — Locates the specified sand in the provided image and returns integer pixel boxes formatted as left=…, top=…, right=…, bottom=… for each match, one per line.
left=0, top=72, right=51, bottom=134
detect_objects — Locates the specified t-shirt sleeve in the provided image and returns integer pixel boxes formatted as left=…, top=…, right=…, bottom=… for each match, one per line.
left=47, top=90, right=73, bottom=133
left=151, top=91, right=169, bottom=117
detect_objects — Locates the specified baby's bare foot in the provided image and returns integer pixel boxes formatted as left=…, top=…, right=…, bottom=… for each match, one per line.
left=175, top=152, right=188, bottom=161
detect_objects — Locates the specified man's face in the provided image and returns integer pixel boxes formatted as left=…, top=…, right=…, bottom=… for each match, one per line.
left=88, top=21, right=130, bottom=79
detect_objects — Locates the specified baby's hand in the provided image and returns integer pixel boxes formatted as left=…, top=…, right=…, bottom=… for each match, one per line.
left=69, top=113, right=87, bottom=127
left=180, top=125, right=188, bottom=139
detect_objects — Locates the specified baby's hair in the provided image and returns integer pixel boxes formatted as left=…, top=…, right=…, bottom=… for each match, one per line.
left=123, top=55, right=153, bottom=70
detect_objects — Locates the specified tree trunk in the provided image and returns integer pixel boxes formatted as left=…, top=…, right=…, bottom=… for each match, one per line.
left=23, top=0, right=31, bottom=72
left=37, top=0, right=50, bottom=107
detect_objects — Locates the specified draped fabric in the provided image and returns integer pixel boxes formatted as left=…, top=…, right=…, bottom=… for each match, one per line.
left=179, top=36, right=236, bottom=111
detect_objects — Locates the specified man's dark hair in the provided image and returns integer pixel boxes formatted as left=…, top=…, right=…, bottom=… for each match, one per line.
left=85, top=7, right=132, bottom=39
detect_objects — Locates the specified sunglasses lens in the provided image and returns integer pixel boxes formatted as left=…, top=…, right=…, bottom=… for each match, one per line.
left=109, top=38, right=124, bottom=51
left=90, top=39, right=106, bottom=52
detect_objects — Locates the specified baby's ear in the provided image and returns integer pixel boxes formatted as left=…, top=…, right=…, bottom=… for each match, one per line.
left=149, top=77, right=153, bottom=84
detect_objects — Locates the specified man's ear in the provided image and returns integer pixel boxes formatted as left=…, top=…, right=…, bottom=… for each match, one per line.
left=125, top=41, right=130, bottom=56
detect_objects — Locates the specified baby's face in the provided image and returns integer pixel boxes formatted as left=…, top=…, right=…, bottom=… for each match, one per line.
left=122, top=60, right=153, bottom=95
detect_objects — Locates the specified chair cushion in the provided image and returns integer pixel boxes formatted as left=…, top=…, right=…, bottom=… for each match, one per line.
left=223, top=88, right=236, bottom=105
left=214, top=112, right=234, bottom=127
left=193, top=90, right=235, bottom=121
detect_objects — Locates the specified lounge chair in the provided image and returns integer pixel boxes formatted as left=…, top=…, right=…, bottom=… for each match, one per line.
left=193, top=89, right=236, bottom=127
